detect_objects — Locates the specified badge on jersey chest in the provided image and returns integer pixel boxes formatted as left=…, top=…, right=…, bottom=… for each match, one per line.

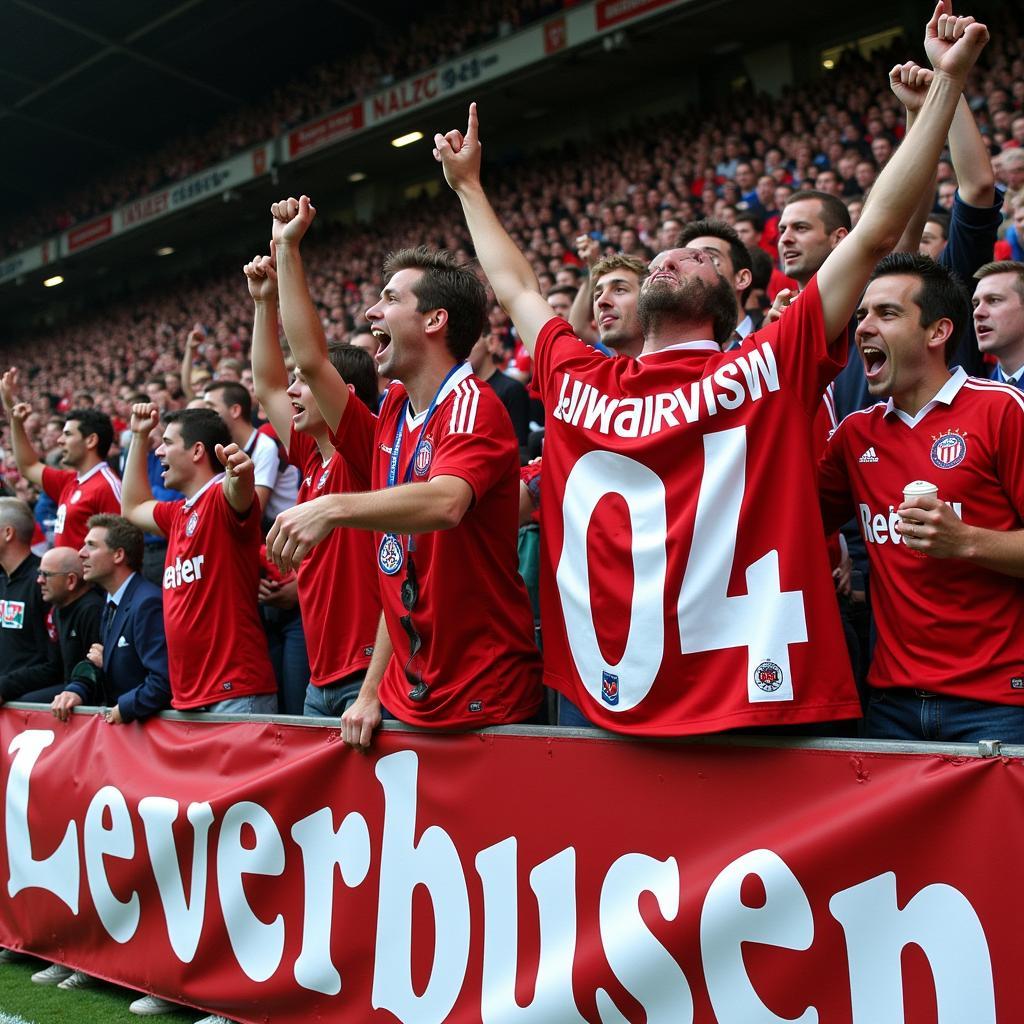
left=70, top=489, right=82, bottom=504
left=378, top=533, right=404, bottom=575
left=413, top=438, right=433, bottom=477
left=317, top=467, right=331, bottom=490
left=185, top=511, right=200, bottom=537
left=930, top=429, right=967, bottom=470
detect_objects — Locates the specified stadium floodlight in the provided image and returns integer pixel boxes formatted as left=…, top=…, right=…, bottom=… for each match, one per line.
left=348, top=172, right=367, bottom=182
left=391, top=131, right=424, bottom=148
left=155, top=246, right=175, bottom=256
left=43, top=275, right=64, bottom=288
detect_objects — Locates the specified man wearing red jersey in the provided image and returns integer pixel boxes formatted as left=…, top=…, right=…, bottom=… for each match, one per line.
left=245, top=245, right=382, bottom=717
left=820, top=254, right=1024, bottom=741
left=435, top=7, right=989, bottom=736
left=121, top=404, right=276, bottom=713
left=265, top=196, right=542, bottom=746
left=2, top=369, right=121, bottom=550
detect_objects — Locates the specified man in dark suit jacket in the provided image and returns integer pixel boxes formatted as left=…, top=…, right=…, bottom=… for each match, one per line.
left=51, top=514, right=170, bottom=724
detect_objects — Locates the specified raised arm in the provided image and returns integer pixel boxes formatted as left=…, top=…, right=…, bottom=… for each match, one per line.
left=246, top=248, right=296, bottom=451
left=568, top=234, right=600, bottom=344
left=815, top=6, right=989, bottom=339
left=271, top=197, right=351, bottom=434
left=179, top=328, right=201, bottom=403
left=121, top=403, right=162, bottom=535
left=889, top=63, right=939, bottom=254
left=435, top=103, right=555, bottom=356
left=1, top=369, right=45, bottom=487
left=215, top=442, right=257, bottom=516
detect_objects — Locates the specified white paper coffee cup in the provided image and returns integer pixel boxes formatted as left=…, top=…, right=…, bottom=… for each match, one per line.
left=903, top=480, right=938, bottom=503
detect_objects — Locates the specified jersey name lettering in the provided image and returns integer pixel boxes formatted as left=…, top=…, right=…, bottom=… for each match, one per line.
left=163, top=555, right=206, bottom=590
left=551, top=342, right=781, bottom=437
left=859, top=502, right=963, bottom=545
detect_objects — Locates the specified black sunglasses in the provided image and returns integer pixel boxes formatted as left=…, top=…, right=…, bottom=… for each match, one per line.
left=399, top=556, right=428, bottom=702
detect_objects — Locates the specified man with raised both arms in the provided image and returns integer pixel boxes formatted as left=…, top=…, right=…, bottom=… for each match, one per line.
left=435, top=5, right=989, bottom=735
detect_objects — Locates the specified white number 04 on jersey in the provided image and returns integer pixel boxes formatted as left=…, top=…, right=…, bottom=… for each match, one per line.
left=556, top=426, right=807, bottom=712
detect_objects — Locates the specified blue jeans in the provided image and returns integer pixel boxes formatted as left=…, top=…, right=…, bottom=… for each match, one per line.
left=264, top=608, right=311, bottom=716
left=865, top=687, right=1024, bottom=744
left=304, top=672, right=368, bottom=718
left=556, top=693, right=597, bottom=729
left=202, top=693, right=279, bottom=715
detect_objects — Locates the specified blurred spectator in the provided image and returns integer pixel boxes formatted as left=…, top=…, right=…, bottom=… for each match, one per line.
left=0, top=498, right=60, bottom=701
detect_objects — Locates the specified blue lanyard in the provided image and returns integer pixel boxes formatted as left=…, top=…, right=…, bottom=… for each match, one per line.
left=386, top=363, right=462, bottom=488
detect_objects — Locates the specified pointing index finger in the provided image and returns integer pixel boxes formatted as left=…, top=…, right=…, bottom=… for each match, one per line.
left=466, top=101, right=479, bottom=144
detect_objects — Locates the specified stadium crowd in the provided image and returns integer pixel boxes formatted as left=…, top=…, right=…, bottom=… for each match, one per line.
left=2, top=1, right=1024, bottom=1019
left=0, top=0, right=564, bottom=257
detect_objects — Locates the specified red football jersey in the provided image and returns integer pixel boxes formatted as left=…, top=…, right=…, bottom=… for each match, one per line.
left=535, top=280, right=861, bottom=736
left=42, top=463, right=121, bottom=550
left=152, top=476, right=275, bottom=709
left=289, top=429, right=381, bottom=685
left=332, top=363, right=543, bottom=728
left=820, top=370, right=1024, bottom=703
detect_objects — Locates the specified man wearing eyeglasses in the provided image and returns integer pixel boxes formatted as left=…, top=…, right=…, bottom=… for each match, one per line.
left=266, top=196, right=543, bottom=745
left=0, top=545, right=102, bottom=705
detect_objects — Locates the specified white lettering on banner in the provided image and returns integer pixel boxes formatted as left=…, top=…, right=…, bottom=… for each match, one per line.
left=291, top=807, right=371, bottom=996
left=859, top=502, right=963, bottom=545
left=552, top=342, right=781, bottom=435
left=137, top=796, right=214, bottom=962
left=701, top=850, right=816, bottom=1023
left=596, top=854, right=692, bottom=1023
left=556, top=428, right=805, bottom=714
left=475, top=840, right=585, bottom=1022
left=6, top=732, right=79, bottom=912
left=372, top=751, right=470, bottom=1022
left=218, top=802, right=285, bottom=983
left=84, top=786, right=140, bottom=943
left=163, top=555, right=205, bottom=590
left=829, top=873, right=996, bottom=1024
left=2, top=731, right=998, bottom=1019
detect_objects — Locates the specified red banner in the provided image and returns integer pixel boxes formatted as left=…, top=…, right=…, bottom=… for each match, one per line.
left=67, top=215, right=113, bottom=253
left=595, top=0, right=677, bottom=29
left=287, top=103, right=365, bottom=160
left=0, top=707, right=1020, bottom=1022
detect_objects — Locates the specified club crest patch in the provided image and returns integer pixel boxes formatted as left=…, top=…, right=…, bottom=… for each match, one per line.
left=0, top=600, right=26, bottom=629
left=378, top=533, right=404, bottom=576
left=930, top=430, right=967, bottom=470
left=601, top=670, right=620, bottom=706
left=70, top=489, right=82, bottom=504
left=754, top=660, right=783, bottom=693
left=413, top=438, right=433, bottom=477
left=185, top=511, right=200, bottom=537
left=317, top=467, right=330, bottom=490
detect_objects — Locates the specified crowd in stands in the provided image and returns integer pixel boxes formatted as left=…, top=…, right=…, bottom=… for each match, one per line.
left=0, top=0, right=564, bottom=257
left=2, top=2, right=1024, bottom=1019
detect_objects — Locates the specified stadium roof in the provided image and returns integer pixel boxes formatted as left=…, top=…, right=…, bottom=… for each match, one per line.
left=0, top=0, right=422, bottom=204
